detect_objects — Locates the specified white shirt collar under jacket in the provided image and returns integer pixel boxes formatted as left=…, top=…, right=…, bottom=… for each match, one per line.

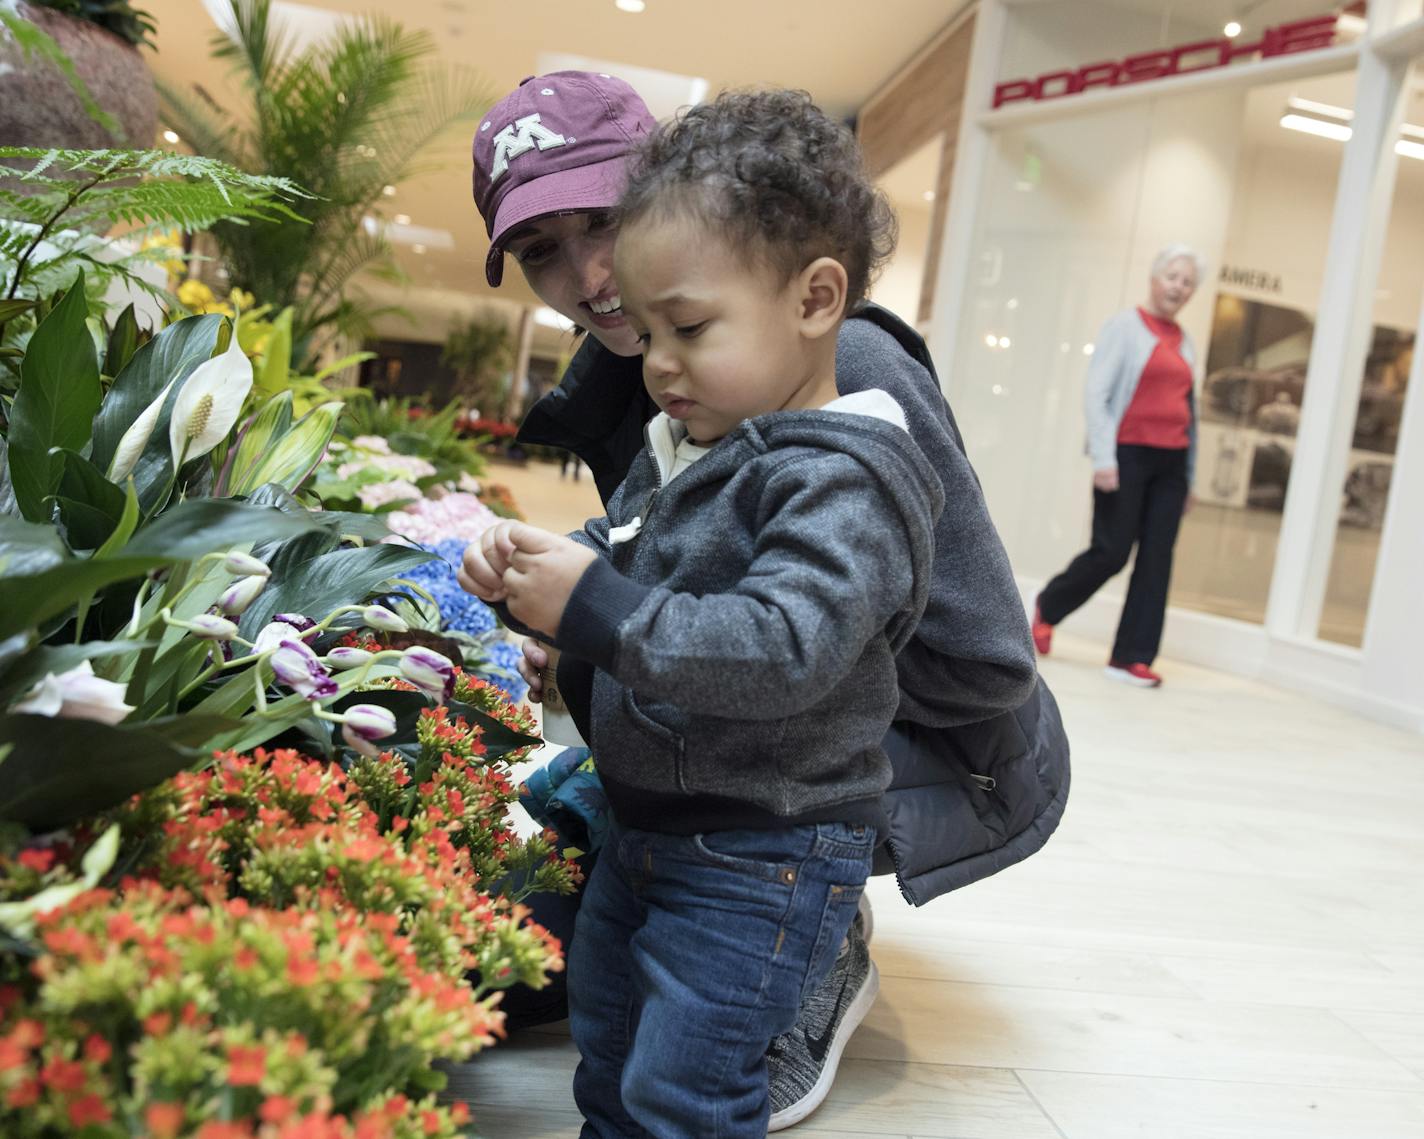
left=610, top=388, right=909, bottom=546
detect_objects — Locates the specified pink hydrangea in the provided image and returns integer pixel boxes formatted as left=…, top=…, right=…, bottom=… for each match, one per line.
left=358, top=479, right=423, bottom=510
left=383, top=492, right=500, bottom=545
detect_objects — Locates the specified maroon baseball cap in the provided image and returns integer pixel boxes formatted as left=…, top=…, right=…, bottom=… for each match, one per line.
left=473, top=71, right=656, bottom=287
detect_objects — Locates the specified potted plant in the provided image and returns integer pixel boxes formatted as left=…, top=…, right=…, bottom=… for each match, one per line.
left=0, top=1, right=158, bottom=151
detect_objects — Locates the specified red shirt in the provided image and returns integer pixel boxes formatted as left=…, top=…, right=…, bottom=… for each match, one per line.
left=1117, top=308, right=1192, bottom=450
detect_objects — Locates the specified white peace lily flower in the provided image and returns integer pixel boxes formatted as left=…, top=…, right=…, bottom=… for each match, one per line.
left=11, top=661, right=135, bottom=725
left=168, top=322, right=253, bottom=467
left=107, top=378, right=175, bottom=482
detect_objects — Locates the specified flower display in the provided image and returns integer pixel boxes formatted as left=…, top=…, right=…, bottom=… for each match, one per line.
left=0, top=699, right=578, bottom=1136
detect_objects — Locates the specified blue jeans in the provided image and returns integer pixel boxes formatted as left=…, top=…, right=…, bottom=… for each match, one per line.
left=568, top=822, right=874, bottom=1138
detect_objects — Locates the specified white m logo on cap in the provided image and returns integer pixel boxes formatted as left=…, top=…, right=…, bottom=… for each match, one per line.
left=490, top=113, right=568, bottom=181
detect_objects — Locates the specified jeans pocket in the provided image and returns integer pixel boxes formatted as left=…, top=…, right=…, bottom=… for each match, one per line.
left=689, top=827, right=817, bottom=883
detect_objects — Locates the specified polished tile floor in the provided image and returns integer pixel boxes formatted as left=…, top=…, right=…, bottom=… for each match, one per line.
left=451, top=458, right=1424, bottom=1139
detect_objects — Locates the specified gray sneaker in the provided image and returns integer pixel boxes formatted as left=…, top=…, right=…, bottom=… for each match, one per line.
left=766, top=915, right=879, bottom=1131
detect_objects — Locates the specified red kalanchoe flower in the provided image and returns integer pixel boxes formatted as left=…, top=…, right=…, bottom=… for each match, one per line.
left=226, top=1043, right=267, bottom=1086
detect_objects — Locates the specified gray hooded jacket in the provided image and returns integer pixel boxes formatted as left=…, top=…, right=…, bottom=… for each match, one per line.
left=549, top=398, right=945, bottom=835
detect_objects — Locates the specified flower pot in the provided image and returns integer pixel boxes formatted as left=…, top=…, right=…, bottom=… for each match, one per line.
left=0, top=2, right=158, bottom=152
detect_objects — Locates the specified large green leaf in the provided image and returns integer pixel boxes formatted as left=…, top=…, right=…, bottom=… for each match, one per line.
left=122, top=498, right=323, bottom=560
left=0, top=713, right=208, bottom=832
left=54, top=450, right=126, bottom=550
left=103, top=304, right=142, bottom=378
left=90, top=313, right=222, bottom=473
left=0, top=501, right=326, bottom=642
left=229, top=400, right=341, bottom=495
left=7, top=272, right=100, bottom=521
left=240, top=543, right=435, bottom=634
left=218, top=390, right=293, bottom=495
left=0, top=514, right=67, bottom=578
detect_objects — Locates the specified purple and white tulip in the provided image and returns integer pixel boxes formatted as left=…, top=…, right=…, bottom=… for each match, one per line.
left=324, top=646, right=374, bottom=670
left=274, top=613, right=318, bottom=638
left=12, top=662, right=135, bottom=726
left=399, top=646, right=455, bottom=702
left=269, top=639, right=339, bottom=700
left=339, top=703, right=398, bottom=757
left=361, top=605, right=408, bottom=633
left=218, top=574, right=267, bottom=617
left=189, top=614, right=239, bottom=641
left=222, top=551, right=271, bottom=578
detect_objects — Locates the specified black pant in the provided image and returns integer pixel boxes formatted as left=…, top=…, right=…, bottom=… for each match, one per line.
left=1039, top=444, right=1188, bottom=666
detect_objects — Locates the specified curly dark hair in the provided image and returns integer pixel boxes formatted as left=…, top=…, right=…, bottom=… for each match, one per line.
left=617, top=88, right=897, bottom=307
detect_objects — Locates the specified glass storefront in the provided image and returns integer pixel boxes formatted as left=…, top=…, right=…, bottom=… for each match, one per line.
left=941, top=1, right=1423, bottom=663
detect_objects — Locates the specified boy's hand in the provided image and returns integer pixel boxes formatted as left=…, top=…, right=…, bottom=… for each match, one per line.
left=501, top=522, right=598, bottom=639
left=458, top=520, right=519, bottom=601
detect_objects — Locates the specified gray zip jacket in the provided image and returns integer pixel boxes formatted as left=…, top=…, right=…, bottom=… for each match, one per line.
left=548, top=394, right=945, bottom=835
left=1085, top=307, right=1199, bottom=481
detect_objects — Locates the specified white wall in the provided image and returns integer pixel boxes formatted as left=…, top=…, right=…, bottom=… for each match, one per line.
left=871, top=204, right=932, bottom=326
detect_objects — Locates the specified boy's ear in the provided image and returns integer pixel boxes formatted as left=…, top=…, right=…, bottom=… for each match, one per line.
left=797, top=257, right=848, bottom=339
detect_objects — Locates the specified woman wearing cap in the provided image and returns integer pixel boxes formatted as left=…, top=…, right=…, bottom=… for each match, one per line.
left=470, top=71, right=1069, bottom=1130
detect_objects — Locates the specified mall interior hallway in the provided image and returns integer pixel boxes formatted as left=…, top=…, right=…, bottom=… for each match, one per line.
left=451, top=457, right=1424, bottom=1139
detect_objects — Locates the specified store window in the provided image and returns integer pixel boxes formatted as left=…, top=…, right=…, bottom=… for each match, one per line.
left=1318, top=80, right=1424, bottom=645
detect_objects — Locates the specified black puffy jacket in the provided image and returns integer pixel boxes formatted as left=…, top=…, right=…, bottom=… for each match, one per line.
left=517, top=304, right=1070, bottom=905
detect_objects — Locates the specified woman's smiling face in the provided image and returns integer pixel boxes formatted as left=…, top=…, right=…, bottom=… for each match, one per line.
left=503, top=210, right=642, bottom=357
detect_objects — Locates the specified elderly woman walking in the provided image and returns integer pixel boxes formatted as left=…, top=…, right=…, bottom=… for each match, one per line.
left=1033, top=244, right=1204, bottom=688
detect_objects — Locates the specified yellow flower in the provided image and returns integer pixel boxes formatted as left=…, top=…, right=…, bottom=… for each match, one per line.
left=229, top=287, right=257, bottom=311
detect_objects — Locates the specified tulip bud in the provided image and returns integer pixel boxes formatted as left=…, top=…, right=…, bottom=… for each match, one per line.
left=222, top=551, right=271, bottom=578
left=269, top=639, right=338, bottom=700
left=343, top=703, right=397, bottom=741
left=324, top=647, right=374, bottom=670
left=399, top=646, right=455, bottom=702
left=362, top=605, right=408, bottom=633
left=218, top=574, right=267, bottom=617
left=189, top=614, right=239, bottom=641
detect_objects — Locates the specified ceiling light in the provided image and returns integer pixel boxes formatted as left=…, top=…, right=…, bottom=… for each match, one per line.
left=382, top=185, right=397, bottom=197
left=1395, top=139, right=1424, bottom=161
left=1280, top=113, right=1353, bottom=141
left=1224, top=20, right=1242, bottom=38
left=615, top=0, right=646, bottom=10
left=985, top=334, right=999, bottom=348
left=1006, top=298, right=1019, bottom=310
left=922, top=190, right=936, bottom=201
left=162, top=129, right=180, bottom=144
left=394, top=213, right=411, bottom=225
left=1000, top=336, right=1012, bottom=348
left=1336, top=12, right=1368, bottom=36
left=1083, top=343, right=1095, bottom=356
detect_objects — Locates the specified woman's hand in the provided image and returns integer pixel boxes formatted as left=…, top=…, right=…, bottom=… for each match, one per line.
left=1092, top=466, right=1120, bottom=493
left=458, top=520, right=519, bottom=601
left=520, top=638, right=556, bottom=703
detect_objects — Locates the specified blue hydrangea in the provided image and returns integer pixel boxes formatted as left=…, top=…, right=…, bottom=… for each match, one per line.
left=402, top=540, right=496, bottom=639
left=481, top=638, right=530, bottom=704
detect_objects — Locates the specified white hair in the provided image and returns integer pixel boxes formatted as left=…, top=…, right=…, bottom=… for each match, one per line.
left=1152, top=243, right=1206, bottom=283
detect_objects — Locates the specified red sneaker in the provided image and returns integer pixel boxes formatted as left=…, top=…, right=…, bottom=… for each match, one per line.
left=1031, top=598, right=1054, bottom=656
left=1105, top=661, right=1162, bottom=688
